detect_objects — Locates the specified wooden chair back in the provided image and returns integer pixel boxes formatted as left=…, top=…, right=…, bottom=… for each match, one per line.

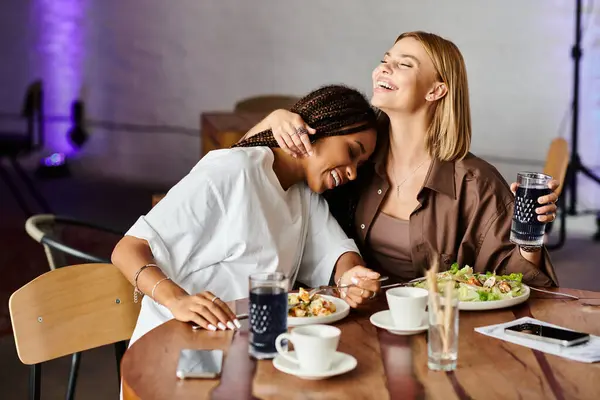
left=9, top=263, right=140, bottom=365
left=543, top=138, right=569, bottom=196
left=234, top=95, right=299, bottom=113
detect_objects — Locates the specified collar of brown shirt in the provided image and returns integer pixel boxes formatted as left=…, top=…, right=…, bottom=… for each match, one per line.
left=353, top=142, right=558, bottom=287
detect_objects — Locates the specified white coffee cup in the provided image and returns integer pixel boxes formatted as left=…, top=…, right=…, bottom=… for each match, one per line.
left=386, top=287, right=428, bottom=328
left=275, top=324, right=341, bottom=372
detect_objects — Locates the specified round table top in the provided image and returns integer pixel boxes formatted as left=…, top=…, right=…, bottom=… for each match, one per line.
left=121, top=288, right=600, bottom=400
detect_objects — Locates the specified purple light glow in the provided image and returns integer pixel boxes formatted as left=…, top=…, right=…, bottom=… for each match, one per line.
left=43, top=152, right=66, bottom=167
left=32, top=0, right=87, bottom=156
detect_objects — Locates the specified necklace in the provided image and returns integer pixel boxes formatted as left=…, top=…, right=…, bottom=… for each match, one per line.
left=388, top=154, right=428, bottom=197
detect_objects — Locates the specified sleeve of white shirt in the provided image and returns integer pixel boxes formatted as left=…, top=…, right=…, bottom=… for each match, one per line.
left=296, top=190, right=360, bottom=287
left=124, top=171, right=227, bottom=281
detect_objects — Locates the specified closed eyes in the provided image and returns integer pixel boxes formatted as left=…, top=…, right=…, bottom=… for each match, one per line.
left=380, top=59, right=412, bottom=68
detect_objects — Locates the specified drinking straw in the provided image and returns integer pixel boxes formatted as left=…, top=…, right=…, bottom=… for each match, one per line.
left=442, top=280, right=454, bottom=354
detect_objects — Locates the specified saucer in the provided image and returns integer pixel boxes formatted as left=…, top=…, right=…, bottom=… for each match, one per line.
left=369, top=310, right=428, bottom=335
left=272, top=351, right=357, bottom=380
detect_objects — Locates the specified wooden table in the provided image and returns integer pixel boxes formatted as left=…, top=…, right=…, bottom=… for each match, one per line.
left=121, top=289, right=600, bottom=400
left=200, top=112, right=266, bottom=157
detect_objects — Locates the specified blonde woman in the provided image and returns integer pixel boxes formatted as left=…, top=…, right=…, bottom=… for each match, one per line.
left=242, top=32, right=560, bottom=287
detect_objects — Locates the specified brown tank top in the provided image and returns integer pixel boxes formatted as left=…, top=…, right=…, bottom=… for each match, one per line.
left=367, top=211, right=416, bottom=281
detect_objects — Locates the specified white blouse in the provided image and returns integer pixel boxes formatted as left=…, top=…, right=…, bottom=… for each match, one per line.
left=126, top=147, right=358, bottom=344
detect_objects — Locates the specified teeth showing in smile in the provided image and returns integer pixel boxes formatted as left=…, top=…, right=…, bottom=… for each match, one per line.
left=377, top=81, right=396, bottom=90
left=331, top=170, right=341, bottom=187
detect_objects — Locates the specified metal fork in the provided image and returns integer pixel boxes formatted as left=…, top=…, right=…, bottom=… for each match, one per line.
left=288, top=276, right=389, bottom=308
left=527, top=286, right=580, bottom=300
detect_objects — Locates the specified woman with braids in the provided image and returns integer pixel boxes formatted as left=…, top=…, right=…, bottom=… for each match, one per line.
left=241, top=31, right=561, bottom=287
left=111, top=85, right=381, bottom=341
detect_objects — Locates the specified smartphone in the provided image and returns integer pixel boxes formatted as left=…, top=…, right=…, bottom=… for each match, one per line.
left=505, top=323, right=590, bottom=347
left=176, top=349, right=224, bottom=379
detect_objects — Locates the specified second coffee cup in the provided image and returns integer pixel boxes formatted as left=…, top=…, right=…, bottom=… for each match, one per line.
left=386, top=287, right=428, bottom=328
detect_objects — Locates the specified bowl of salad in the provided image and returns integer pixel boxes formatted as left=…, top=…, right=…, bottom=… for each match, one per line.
left=412, top=264, right=530, bottom=311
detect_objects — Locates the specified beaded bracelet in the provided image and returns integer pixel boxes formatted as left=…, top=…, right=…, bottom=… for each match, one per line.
left=133, top=263, right=159, bottom=303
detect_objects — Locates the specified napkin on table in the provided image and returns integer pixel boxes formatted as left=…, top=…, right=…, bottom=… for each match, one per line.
left=475, top=317, right=600, bottom=363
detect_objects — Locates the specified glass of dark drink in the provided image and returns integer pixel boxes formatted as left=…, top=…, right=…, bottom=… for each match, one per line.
left=248, top=272, right=288, bottom=359
left=510, top=172, right=552, bottom=249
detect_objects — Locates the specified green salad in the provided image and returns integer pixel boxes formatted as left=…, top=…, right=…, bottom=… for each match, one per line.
left=413, top=264, right=525, bottom=302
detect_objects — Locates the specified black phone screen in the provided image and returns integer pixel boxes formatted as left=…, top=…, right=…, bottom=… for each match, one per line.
left=505, top=323, right=589, bottom=342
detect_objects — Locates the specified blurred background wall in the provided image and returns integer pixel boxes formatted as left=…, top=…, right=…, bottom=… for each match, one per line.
left=0, top=0, right=598, bottom=209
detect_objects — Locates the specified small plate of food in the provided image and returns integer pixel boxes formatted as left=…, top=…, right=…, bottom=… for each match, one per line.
left=288, top=288, right=350, bottom=326
left=411, top=264, right=530, bottom=311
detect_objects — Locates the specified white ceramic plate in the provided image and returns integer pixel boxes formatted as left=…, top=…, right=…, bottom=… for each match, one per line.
left=457, top=284, right=530, bottom=311
left=288, top=295, right=350, bottom=326
left=273, top=351, right=357, bottom=380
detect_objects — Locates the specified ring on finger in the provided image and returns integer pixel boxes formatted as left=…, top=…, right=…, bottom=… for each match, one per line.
left=359, top=288, right=365, bottom=296
left=211, top=296, right=220, bottom=304
left=369, top=291, right=377, bottom=300
left=296, top=127, right=308, bottom=136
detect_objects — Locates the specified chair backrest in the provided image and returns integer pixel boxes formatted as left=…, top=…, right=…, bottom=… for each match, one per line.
left=234, top=95, right=299, bottom=113
left=0, top=80, right=44, bottom=151
left=9, top=263, right=140, bottom=365
left=25, top=214, right=121, bottom=270
left=543, top=138, right=569, bottom=196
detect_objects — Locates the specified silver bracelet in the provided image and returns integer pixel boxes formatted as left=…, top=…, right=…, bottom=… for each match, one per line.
left=151, top=277, right=171, bottom=302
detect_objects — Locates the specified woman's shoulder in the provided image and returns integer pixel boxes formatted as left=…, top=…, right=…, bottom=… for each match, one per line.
left=176, top=147, right=274, bottom=197
left=454, top=153, right=513, bottom=200
left=189, top=147, right=272, bottom=182
left=197, top=147, right=272, bottom=172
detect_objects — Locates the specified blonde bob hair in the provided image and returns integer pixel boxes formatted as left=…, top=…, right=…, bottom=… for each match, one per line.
left=378, top=31, right=471, bottom=162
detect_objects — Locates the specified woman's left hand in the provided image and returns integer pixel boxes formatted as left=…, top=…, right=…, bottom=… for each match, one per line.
left=337, top=265, right=381, bottom=308
left=510, top=179, right=560, bottom=223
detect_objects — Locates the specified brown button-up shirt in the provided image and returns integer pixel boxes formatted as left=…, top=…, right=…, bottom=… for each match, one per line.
left=325, top=146, right=559, bottom=287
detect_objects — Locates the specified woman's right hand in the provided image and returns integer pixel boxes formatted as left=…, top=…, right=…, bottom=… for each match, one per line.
left=260, top=109, right=317, bottom=157
left=165, top=291, right=239, bottom=331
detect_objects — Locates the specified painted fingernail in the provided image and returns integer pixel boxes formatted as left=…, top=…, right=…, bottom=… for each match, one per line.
left=308, top=151, right=313, bottom=156
left=233, top=319, right=242, bottom=329
left=351, top=277, right=360, bottom=285
left=208, top=324, right=217, bottom=331
left=217, top=322, right=226, bottom=331
left=538, top=197, right=544, bottom=203
left=226, top=321, right=236, bottom=330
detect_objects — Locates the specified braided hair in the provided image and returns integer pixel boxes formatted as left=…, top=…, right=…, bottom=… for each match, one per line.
left=233, top=85, right=377, bottom=148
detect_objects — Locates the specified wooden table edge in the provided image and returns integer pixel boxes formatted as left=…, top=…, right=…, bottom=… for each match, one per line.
left=122, top=378, right=141, bottom=400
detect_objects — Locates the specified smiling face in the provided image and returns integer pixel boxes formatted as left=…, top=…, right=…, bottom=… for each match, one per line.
left=371, top=37, right=446, bottom=114
left=301, top=128, right=377, bottom=193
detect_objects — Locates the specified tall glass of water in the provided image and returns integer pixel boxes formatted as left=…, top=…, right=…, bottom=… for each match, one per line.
left=248, top=272, right=288, bottom=360
left=428, top=290, right=459, bottom=371
left=510, top=172, right=552, bottom=249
